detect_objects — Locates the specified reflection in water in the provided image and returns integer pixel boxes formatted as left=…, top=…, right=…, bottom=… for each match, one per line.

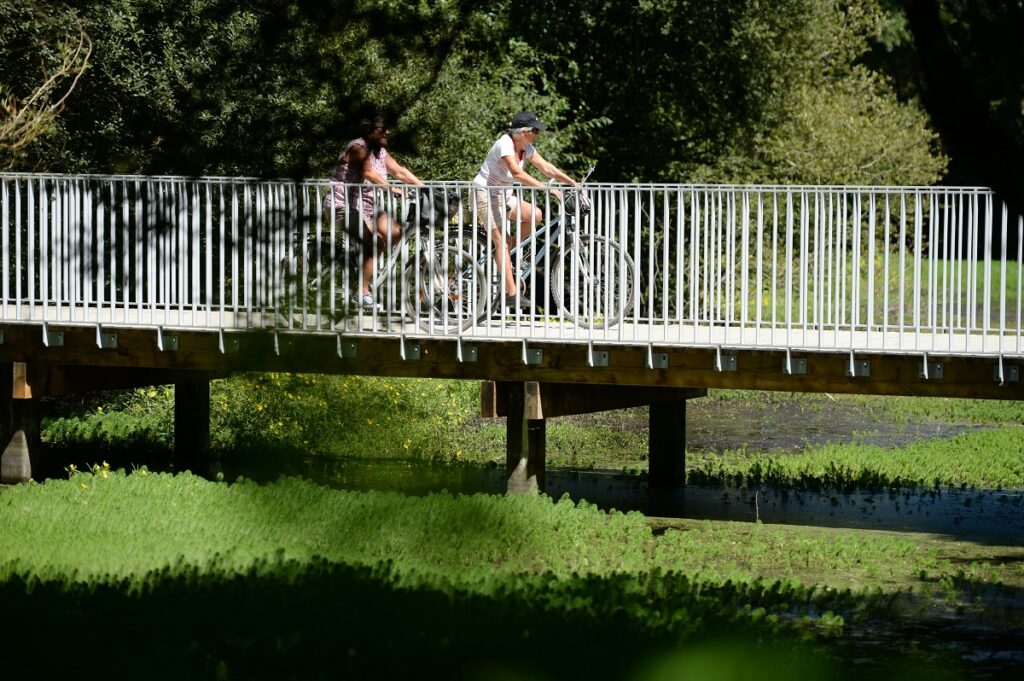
left=219, top=456, right=1024, bottom=546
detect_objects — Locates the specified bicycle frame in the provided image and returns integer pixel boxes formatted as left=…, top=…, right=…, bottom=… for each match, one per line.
left=451, top=168, right=636, bottom=328
left=461, top=183, right=588, bottom=310
left=285, top=190, right=450, bottom=330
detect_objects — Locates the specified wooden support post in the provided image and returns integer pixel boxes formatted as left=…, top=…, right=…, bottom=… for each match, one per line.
left=485, top=380, right=705, bottom=494
left=506, top=381, right=546, bottom=493
left=648, top=400, right=688, bottom=489
left=174, top=378, right=211, bottom=477
left=1, top=362, right=41, bottom=484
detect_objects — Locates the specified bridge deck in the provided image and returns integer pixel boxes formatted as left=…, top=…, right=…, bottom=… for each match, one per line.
left=2, top=304, right=1022, bottom=402
left=5, top=303, right=1022, bottom=357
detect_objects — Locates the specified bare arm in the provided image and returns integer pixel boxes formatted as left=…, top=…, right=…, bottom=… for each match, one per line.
left=528, top=150, right=577, bottom=185
left=499, top=154, right=549, bottom=188
left=385, top=155, right=423, bottom=185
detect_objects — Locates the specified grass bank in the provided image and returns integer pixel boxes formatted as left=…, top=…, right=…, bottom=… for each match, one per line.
left=2, top=470, right=1017, bottom=680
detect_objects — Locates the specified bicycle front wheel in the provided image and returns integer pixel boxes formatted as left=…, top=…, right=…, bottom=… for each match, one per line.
left=550, top=235, right=634, bottom=329
left=403, top=247, right=487, bottom=333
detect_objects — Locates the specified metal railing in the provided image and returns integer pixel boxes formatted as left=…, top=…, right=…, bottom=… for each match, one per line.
left=1, top=173, right=1021, bottom=358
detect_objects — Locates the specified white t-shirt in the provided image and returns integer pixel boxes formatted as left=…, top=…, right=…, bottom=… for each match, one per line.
left=472, top=134, right=535, bottom=189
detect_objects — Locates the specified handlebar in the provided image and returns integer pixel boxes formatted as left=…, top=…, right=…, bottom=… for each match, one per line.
left=403, top=186, right=462, bottom=229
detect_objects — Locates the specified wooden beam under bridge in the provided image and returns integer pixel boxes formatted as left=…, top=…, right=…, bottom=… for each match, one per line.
left=0, top=361, right=222, bottom=483
left=2, top=323, right=1022, bottom=401
left=481, top=381, right=706, bottom=494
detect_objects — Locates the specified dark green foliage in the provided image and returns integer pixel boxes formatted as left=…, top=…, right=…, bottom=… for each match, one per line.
left=898, top=0, right=1024, bottom=216
left=2, top=0, right=946, bottom=185
left=12, top=0, right=455, bottom=176
left=0, top=560, right=887, bottom=681
left=0, top=473, right=997, bottom=679
left=516, top=0, right=946, bottom=184
left=4, top=0, right=573, bottom=179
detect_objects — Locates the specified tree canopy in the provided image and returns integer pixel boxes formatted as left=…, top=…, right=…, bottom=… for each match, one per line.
left=897, top=0, right=1024, bottom=214
left=0, top=0, right=957, bottom=187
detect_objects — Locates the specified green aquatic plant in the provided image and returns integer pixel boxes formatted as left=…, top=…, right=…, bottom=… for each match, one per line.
left=688, top=428, right=1024, bottom=491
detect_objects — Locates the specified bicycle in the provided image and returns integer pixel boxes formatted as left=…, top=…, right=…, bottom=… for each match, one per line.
left=447, top=167, right=635, bottom=329
left=279, top=186, right=486, bottom=333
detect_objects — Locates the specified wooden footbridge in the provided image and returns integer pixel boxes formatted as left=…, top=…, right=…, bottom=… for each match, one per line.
left=2, top=174, right=1022, bottom=490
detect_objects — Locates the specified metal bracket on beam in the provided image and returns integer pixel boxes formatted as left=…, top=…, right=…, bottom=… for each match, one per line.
left=400, top=335, right=420, bottom=361
left=995, top=356, right=1020, bottom=385
left=96, top=325, right=117, bottom=349
left=521, top=340, right=543, bottom=365
left=337, top=335, right=356, bottom=359
left=845, top=351, right=869, bottom=377
left=645, top=345, right=668, bottom=369
left=918, top=353, right=944, bottom=380
left=782, top=349, right=806, bottom=375
left=41, top=322, right=64, bottom=347
left=157, top=326, right=178, bottom=352
left=587, top=342, right=608, bottom=367
left=714, top=346, right=736, bottom=372
left=273, top=331, right=293, bottom=356
left=456, top=338, right=477, bottom=362
left=218, top=329, right=239, bottom=354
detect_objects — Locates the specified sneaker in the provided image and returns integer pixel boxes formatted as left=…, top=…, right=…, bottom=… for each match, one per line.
left=359, top=293, right=377, bottom=310
left=503, top=294, right=527, bottom=309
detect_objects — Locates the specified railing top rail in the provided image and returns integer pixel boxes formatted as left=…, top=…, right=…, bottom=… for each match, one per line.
left=0, top=171, right=999, bottom=195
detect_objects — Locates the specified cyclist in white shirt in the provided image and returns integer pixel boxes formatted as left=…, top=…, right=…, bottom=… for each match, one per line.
left=471, top=111, right=578, bottom=307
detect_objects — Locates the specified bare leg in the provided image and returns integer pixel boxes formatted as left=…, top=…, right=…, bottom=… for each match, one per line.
left=360, top=213, right=401, bottom=296
left=506, top=200, right=542, bottom=250
left=490, top=227, right=517, bottom=296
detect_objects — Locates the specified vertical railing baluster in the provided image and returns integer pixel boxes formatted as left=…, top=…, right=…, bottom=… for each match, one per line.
left=999, top=200, right=1007, bottom=354
left=799, top=190, right=808, bottom=333
left=851, top=192, right=861, bottom=339
left=770, top=191, right=778, bottom=347
left=927, top=191, right=937, bottom=341
left=740, top=190, right=750, bottom=341
left=867, top=192, right=876, bottom=344
left=897, top=193, right=906, bottom=347
left=41, top=179, right=50, bottom=319
left=148, top=181, right=157, bottom=326
left=662, top=188, right=670, bottom=340
left=204, top=183, right=212, bottom=328
left=2, top=179, right=8, bottom=314
left=826, top=191, right=834, bottom=346
left=943, top=191, right=951, bottom=349
left=982, top=194, right=993, bottom=351
left=785, top=190, right=793, bottom=339
left=912, top=191, right=922, bottom=350
left=27, top=179, right=36, bottom=319
left=190, top=180, right=199, bottom=321
left=15, top=181, right=22, bottom=312
left=121, top=180, right=129, bottom=321
left=1017, top=214, right=1023, bottom=354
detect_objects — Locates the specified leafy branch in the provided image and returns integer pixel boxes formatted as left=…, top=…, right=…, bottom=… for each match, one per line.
left=0, top=20, right=91, bottom=168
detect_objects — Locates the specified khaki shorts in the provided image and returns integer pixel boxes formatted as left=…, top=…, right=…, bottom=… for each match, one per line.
left=472, top=187, right=521, bottom=233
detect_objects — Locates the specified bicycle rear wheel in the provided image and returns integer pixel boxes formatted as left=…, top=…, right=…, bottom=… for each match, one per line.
left=280, top=252, right=351, bottom=329
left=550, top=235, right=634, bottom=329
left=402, top=247, right=487, bottom=333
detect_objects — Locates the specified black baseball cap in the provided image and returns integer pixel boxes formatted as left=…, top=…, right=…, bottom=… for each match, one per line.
left=509, top=111, right=547, bottom=130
